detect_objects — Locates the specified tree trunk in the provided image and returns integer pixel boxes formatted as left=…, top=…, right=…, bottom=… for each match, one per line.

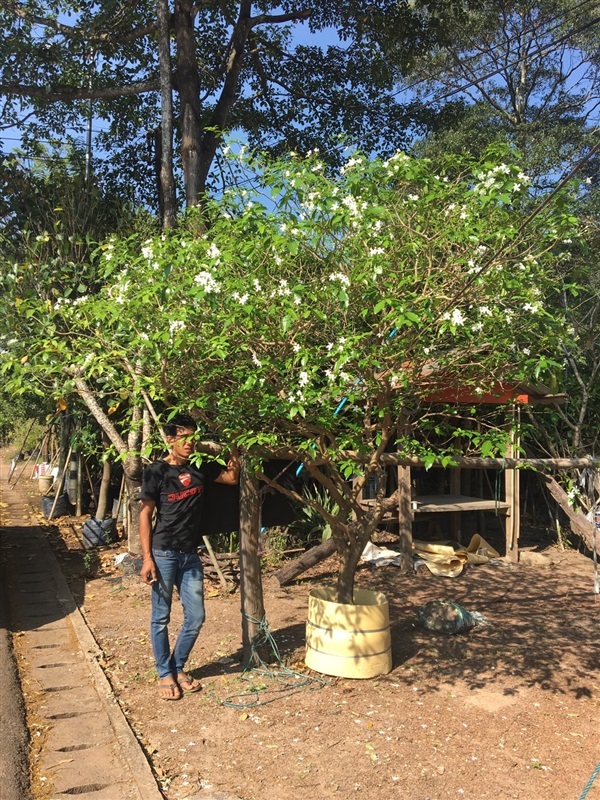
left=96, top=457, right=111, bottom=519
left=174, top=0, right=203, bottom=207
left=274, top=537, right=337, bottom=586
left=540, top=473, right=599, bottom=555
left=157, top=0, right=177, bottom=226
left=57, top=410, right=71, bottom=488
left=335, top=524, right=366, bottom=605
left=124, top=460, right=143, bottom=555
left=196, top=3, right=253, bottom=197
left=238, top=456, right=267, bottom=665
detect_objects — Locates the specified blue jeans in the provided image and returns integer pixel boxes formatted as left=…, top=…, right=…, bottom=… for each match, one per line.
left=150, top=549, right=205, bottom=678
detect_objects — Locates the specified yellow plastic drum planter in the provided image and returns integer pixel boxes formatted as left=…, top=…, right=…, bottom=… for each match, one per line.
left=305, top=587, right=392, bottom=679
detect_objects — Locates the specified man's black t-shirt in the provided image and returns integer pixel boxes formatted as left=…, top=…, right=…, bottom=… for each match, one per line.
left=140, top=459, right=223, bottom=552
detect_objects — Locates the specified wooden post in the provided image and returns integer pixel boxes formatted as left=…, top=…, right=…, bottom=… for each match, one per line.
left=504, top=409, right=521, bottom=562
left=449, top=467, right=462, bottom=543
left=396, top=463, right=413, bottom=572
left=238, top=456, right=266, bottom=666
left=76, top=453, right=83, bottom=516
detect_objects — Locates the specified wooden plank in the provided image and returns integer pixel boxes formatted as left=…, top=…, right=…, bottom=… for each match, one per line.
left=413, top=495, right=510, bottom=513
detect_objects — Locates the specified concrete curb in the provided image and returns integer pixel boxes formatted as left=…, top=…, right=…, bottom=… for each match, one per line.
left=0, top=549, right=31, bottom=800
left=41, top=535, right=165, bottom=800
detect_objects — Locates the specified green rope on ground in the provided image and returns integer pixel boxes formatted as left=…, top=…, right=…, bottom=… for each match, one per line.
left=579, top=761, right=600, bottom=800
left=213, top=613, right=327, bottom=709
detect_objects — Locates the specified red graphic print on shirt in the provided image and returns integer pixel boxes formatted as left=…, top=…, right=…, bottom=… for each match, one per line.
left=178, top=472, right=192, bottom=487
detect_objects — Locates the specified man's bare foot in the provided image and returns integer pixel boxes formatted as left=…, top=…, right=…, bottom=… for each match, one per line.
left=177, top=673, right=202, bottom=693
left=158, top=677, right=182, bottom=701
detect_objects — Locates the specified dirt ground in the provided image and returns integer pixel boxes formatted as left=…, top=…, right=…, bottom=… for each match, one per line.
left=14, top=473, right=600, bottom=800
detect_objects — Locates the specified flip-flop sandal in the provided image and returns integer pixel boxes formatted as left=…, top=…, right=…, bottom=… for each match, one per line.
left=178, top=675, right=202, bottom=694
left=158, top=681, right=182, bottom=701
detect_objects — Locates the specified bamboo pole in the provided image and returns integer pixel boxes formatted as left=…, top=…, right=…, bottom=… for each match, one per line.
left=114, top=473, right=126, bottom=525
left=193, top=442, right=600, bottom=472
left=202, top=536, right=229, bottom=591
left=76, top=453, right=83, bottom=516
left=83, top=457, right=98, bottom=509
left=8, top=418, right=38, bottom=485
left=377, top=455, right=600, bottom=470
left=29, top=429, right=50, bottom=479
left=48, top=446, right=72, bottom=520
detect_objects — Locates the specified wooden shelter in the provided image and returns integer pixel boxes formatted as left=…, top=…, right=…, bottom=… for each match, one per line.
left=360, top=381, right=567, bottom=564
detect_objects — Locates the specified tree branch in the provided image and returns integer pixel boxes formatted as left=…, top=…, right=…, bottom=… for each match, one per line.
left=0, top=79, right=159, bottom=102
left=250, top=10, right=312, bottom=28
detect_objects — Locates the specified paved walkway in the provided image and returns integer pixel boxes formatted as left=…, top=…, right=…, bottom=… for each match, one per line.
left=0, top=463, right=164, bottom=800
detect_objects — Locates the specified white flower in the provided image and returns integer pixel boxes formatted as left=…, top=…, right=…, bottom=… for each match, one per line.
left=407, top=193, right=419, bottom=202
left=232, top=292, right=249, bottom=305
left=479, top=306, right=492, bottom=316
left=585, top=176, right=592, bottom=185
left=471, top=322, right=483, bottom=332
left=369, top=247, right=385, bottom=257
left=445, top=308, right=465, bottom=326
left=253, top=279, right=262, bottom=292
left=292, top=343, right=301, bottom=353
left=523, top=348, right=530, bottom=355
left=340, top=156, right=361, bottom=175
left=141, top=242, right=153, bottom=259
left=523, top=302, right=540, bottom=313
left=342, top=195, right=360, bottom=216
left=326, top=342, right=334, bottom=351
left=169, top=320, right=186, bottom=334
left=194, top=271, right=221, bottom=294
left=299, top=371, right=309, bottom=387
left=329, top=271, right=350, bottom=286
left=207, top=243, right=221, bottom=260
left=373, top=220, right=383, bottom=231
left=517, top=172, right=530, bottom=183
left=252, top=353, right=262, bottom=367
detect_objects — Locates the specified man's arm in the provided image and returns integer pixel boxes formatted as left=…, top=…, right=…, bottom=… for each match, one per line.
left=215, top=452, right=240, bottom=486
left=139, top=499, right=158, bottom=585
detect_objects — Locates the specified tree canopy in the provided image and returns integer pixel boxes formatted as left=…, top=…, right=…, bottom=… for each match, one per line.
left=0, top=146, right=585, bottom=596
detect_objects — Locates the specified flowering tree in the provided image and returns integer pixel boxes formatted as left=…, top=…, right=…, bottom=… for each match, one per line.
left=1, top=147, right=582, bottom=600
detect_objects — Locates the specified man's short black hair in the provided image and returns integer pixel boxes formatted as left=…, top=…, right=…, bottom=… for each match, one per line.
left=163, top=413, right=197, bottom=438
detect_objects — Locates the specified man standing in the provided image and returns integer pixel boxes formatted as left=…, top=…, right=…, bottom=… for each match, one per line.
left=139, top=413, right=238, bottom=700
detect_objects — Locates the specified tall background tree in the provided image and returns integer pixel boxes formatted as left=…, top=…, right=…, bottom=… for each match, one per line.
left=0, top=0, right=474, bottom=220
